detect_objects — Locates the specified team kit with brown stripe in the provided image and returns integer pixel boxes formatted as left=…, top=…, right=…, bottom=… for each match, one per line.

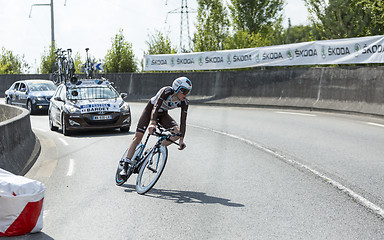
left=120, top=77, right=192, bottom=176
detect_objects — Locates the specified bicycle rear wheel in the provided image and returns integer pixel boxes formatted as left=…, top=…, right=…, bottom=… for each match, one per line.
left=136, top=146, right=168, bottom=194
left=115, top=149, right=134, bottom=186
left=51, top=72, right=60, bottom=85
left=115, top=144, right=145, bottom=186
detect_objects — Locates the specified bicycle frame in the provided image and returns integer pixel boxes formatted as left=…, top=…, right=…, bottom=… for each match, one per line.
left=84, top=48, right=94, bottom=79
left=132, top=133, right=156, bottom=171
left=115, top=124, right=181, bottom=190
left=53, top=48, right=70, bottom=84
left=135, top=129, right=179, bottom=173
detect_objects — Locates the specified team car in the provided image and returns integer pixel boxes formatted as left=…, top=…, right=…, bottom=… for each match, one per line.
left=48, top=78, right=131, bottom=136
left=4, top=79, right=57, bottom=114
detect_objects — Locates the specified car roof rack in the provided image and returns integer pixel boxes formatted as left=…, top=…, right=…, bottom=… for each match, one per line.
left=66, top=77, right=112, bottom=88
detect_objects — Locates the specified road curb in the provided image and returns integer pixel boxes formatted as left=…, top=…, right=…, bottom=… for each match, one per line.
left=0, top=104, right=38, bottom=175
left=19, top=135, right=41, bottom=176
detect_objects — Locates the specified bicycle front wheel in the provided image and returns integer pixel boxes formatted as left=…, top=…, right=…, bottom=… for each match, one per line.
left=136, top=146, right=168, bottom=194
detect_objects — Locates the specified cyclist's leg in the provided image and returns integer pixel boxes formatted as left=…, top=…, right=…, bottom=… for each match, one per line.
left=125, top=132, right=143, bottom=160
left=121, top=132, right=144, bottom=175
left=158, top=113, right=180, bottom=146
left=125, top=101, right=153, bottom=159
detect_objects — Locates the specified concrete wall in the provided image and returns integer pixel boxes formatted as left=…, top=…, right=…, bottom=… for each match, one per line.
left=101, top=67, right=384, bottom=116
left=1, top=66, right=383, bottom=174
left=1, top=66, right=384, bottom=117
left=0, top=104, right=40, bottom=175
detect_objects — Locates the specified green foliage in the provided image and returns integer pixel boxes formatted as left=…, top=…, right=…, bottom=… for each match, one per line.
left=73, top=52, right=83, bottom=74
left=229, top=0, right=284, bottom=36
left=40, top=45, right=56, bottom=74
left=145, top=30, right=177, bottom=55
left=192, top=0, right=285, bottom=51
left=224, top=30, right=270, bottom=49
left=304, top=0, right=384, bottom=39
left=282, top=22, right=321, bottom=44
left=193, top=0, right=230, bottom=51
left=0, top=47, right=29, bottom=74
left=323, top=0, right=371, bottom=38
left=105, top=29, right=138, bottom=73
left=358, top=0, right=384, bottom=35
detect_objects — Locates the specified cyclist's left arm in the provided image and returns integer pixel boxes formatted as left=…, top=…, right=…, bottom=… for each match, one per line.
left=178, top=100, right=188, bottom=150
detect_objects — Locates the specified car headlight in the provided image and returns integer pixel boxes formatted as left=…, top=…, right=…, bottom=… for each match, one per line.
left=120, top=102, right=130, bottom=112
left=65, top=105, right=81, bottom=114
left=32, top=97, right=45, bottom=104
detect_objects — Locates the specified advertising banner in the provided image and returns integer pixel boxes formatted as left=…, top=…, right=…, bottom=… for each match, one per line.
left=144, top=35, right=384, bottom=71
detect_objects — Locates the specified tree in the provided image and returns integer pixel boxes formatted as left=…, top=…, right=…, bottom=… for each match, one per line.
left=0, top=47, right=29, bottom=74
left=282, top=21, right=321, bottom=44
left=224, top=30, right=267, bottom=49
left=71, top=52, right=81, bottom=74
left=40, top=45, right=55, bottom=74
left=145, top=30, right=177, bottom=55
left=104, top=29, right=138, bottom=73
left=229, top=0, right=284, bottom=36
left=304, top=0, right=383, bottom=39
left=358, top=0, right=384, bottom=35
left=193, top=0, right=230, bottom=51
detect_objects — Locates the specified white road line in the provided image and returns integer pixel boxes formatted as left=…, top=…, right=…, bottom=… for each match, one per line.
left=189, top=124, right=384, bottom=219
left=367, top=122, right=384, bottom=128
left=58, top=137, right=69, bottom=146
left=67, top=159, right=75, bottom=176
left=275, top=111, right=316, bottom=117
left=43, top=210, right=49, bottom=219
left=32, top=127, right=48, bottom=132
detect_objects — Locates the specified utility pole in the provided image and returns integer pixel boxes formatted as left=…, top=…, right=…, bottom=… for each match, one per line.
left=166, top=0, right=196, bottom=52
left=29, top=0, right=55, bottom=48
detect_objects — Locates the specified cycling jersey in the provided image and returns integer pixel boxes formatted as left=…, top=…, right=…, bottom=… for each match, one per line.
left=150, top=86, right=184, bottom=112
left=136, top=86, right=188, bottom=137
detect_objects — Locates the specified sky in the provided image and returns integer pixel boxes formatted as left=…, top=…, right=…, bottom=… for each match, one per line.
left=0, top=0, right=310, bottom=73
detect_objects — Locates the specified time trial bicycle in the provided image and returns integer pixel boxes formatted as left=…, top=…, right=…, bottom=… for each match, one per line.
left=65, top=48, right=76, bottom=83
left=52, top=48, right=77, bottom=85
left=52, top=48, right=66, bottom=85
left=115, top=124, right=181, bottom=194
left=84, top=48, right=94, bottom=79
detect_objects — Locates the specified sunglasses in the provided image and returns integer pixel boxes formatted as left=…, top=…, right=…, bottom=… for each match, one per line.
left=179, top=88, right=190, bottom=95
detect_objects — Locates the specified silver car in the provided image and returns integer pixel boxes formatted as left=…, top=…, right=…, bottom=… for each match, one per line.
left=48, top=79, right=131, bottom=136
left=4, top=79, right=57, bottom=114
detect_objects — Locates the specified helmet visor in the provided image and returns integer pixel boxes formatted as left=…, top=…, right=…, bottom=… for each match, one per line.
left=179, top=87, right=190, bottom=95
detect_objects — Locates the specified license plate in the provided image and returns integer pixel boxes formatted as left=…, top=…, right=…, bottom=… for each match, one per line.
left=93, top=115, right=112, bottom=120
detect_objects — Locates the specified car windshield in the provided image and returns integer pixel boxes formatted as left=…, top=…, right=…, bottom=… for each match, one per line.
left=67, top=86, right=119, bottom=100
left=29, top=82, right=56, bottom=91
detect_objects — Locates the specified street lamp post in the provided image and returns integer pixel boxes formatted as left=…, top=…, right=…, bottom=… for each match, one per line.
left=29, top=0, right=55, bottom=48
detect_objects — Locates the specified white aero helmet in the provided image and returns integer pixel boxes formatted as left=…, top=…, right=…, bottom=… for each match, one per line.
left=172, top=76, right=192, bottom=94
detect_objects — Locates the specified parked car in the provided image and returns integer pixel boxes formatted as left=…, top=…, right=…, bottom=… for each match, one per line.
left=4, top=79, right=57, bottom=114
left=49, top=78, right=131, bottom=136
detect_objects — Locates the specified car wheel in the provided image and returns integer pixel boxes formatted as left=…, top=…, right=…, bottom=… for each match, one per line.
left=120, top=126, right=130, bottom=132
left=6, top=98, right=11, bottom=104
left=49, top=112, right=58, bottom=131
left=62, top=115, right=71, bottom=136
left=27, top=100, right=34, bottom=115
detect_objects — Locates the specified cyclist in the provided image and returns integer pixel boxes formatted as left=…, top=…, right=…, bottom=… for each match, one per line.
left=120, top=76, right=192, bottom=176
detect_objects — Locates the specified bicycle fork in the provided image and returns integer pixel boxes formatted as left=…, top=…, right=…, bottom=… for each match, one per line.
left=144, top=147, right=161, bottom=173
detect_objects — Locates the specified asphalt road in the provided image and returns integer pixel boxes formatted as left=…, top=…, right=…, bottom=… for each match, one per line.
left=5, top=101, right=384, bottom=239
